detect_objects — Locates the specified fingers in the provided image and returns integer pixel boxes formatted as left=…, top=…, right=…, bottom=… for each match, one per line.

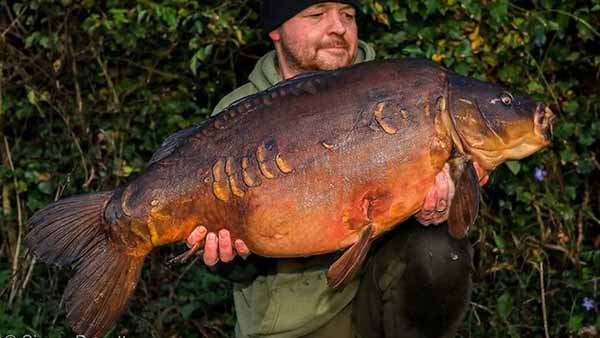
left=234, top=239, right=251, bottom=259
left=200, top=229, right=249, bottom=266
left=416, top=212, right=433, bottom=226
left=190, top=226, right=250, bottom=266
left=416, top=164, right=453, bottom=226
left=186, top=226, right=207, bottom=248
left=218, top=229, right=235, bottom=263
left=421, top=186, right=438, bottom=214
left=416, top=179, right=439, bottom=226
left=430, top=164, right=454, bottom=224
left=473, top=162, right=490, bottom=186
left=203, top=233, right=219, bottom=266
left=417, top=188, right=437, bottom=226
left=479, top=175, right=489, bottom=186
left=436, top=167, right=449, bottom=212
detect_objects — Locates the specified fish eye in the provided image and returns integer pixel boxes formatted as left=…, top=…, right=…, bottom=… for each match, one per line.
left=500, top=92, right=513, bottom=106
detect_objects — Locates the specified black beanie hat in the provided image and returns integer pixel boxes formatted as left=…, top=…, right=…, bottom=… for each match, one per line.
left=260, top=0, right=361, bottom=33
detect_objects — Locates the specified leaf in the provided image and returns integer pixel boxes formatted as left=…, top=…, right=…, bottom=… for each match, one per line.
left=235, top=27, right=244, bottom=43
left=568, top=314, right=583, bottom=332
left=565, top=186, right=576, bottom=200
left=402, top=45, right=423, bottom=56
left=489, top=0, right=509, bottom=26
left=559, top=148, right=577, bottom=163
left=424, top=0, right=440, bottom=15
left=391, top=8, right=407, bottom=22
left=407, top=0, right=419, bottom=13
left=198, top=44, right=214, bottom=61
left=561, top=100, right=579, bottom=114
left=190, top=53, right=199, bottom=75
left=453, top=62, right=469, bottom=75
left=180, top=303, right=200, bottom=320
left=497, top=292, right=513, bottom=320
left=0, top=270, right=10, bottom=288
left=497, top=64, right=520, bottom=83
left=37, top=181, right=52, bottom=195
left=505, top=161, right=521, bottom=175
left=526, top=81, right=544, bottom=94
left=494, top=232, right=506, bottom=250
left=109, top=8, right=129, bottom=25
left=27, top=89, right=37, bottom=105
left=460, top=0, right=482, bottom=18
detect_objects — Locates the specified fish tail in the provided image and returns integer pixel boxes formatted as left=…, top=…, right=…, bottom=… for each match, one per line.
left=24, top=191, right=147, bottom=337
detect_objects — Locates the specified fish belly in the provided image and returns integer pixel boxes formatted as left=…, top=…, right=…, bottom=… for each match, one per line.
left=243, top=147, right=441, bottom=257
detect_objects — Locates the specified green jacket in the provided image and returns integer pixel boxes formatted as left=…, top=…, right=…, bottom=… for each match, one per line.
left=212, top=41, right=376, bottom=338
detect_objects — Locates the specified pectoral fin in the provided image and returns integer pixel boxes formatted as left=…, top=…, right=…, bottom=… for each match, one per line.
left=448, top=159, right=480, bottom=239
left=327, top=224, right=374, bottom=290
left=168, top=241, right=202, bottom=265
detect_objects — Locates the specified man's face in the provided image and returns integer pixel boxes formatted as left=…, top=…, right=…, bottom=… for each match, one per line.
left=271, top=2, right=359, bottom=72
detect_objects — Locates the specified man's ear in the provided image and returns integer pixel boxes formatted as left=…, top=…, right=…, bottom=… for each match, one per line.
left=269, top=29, right=281, bottom=42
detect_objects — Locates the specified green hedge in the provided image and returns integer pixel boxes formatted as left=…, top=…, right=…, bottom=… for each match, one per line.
left=0, top=1, right=598, bottom=337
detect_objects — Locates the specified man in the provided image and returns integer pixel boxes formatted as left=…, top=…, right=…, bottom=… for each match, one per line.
left=186, top=2, right=486, bottom=337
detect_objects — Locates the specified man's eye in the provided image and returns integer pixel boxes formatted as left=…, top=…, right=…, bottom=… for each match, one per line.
left=308, top=12, right=324, bottom=17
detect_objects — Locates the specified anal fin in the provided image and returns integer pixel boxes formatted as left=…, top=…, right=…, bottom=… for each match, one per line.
left=448, top=159, right=481, bottom=239
left=326, top=224, right=374, bottom=290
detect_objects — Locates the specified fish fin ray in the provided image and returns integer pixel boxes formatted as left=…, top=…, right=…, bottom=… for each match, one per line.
left=24, top=191, right=113, bottom=267
left=448, top=160, right=480, bottom=239
left=168, top=240, right=202, bottom=265
left=64, top=241, right=145, bottom=337
left=147, top=125, right=201, bottom=167
left=24, top=191, right=149, bottom=336
left=327, top=224, right=374, bottom=290
left=219, top=70, right=328, bottom=114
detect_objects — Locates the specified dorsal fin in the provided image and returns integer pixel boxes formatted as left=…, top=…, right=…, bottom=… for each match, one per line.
left=147, top=70, right=330, bottom=167
left=218, top=70, right=328, bottom=116
left=146, top=123, right=204, bottom=167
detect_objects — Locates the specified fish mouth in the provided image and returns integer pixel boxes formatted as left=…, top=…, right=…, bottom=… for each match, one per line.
left=534, top=103, right=556, bottom=143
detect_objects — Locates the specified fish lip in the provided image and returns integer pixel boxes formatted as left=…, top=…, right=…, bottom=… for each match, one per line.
left=535, top=103, right=556, bottom=142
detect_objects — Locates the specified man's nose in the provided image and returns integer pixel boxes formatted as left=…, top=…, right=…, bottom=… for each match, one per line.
left=326, top=12, right=347, bottom=35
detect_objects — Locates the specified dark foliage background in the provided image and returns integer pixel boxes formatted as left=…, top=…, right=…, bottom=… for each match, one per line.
left=0, top=0, right=599, bottom=337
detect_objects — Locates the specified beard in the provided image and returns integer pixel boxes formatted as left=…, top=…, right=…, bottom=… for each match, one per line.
left=279, top=32, right=356, bottom=72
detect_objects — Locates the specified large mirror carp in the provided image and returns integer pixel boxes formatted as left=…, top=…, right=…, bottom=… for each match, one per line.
left=24, top=59, right=555, bottom=337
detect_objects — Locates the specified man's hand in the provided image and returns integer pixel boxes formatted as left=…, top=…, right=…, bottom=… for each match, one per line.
left=416, top=162, right=489, bottom=226
left=186, top=226, right=250, bottom=266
